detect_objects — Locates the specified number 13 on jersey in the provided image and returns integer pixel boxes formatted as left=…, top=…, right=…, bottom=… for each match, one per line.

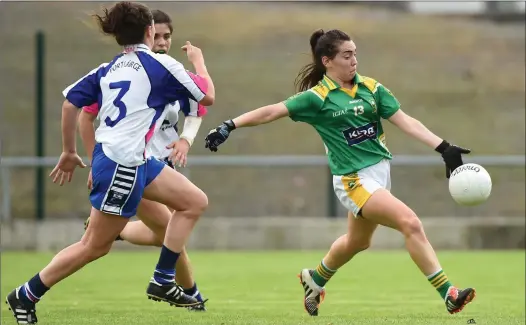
left=353, top=105, right=364, bottom=116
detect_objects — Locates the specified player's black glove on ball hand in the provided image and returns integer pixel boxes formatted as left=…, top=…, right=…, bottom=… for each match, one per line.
left=205, top=120, right=236, bottom=152
left=435, top=140, right=471, bottom=179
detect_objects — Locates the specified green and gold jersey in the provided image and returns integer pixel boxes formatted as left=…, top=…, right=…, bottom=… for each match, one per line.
left=283, top=73, right=401, bottom=175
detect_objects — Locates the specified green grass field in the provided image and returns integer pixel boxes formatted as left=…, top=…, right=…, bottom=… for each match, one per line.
left=1, top=251, right=524, bottom=325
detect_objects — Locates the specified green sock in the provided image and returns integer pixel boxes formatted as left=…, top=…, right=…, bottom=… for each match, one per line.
left=311, top=260, right=337, bottom=287
left=428, top=269, right=453, bottom=299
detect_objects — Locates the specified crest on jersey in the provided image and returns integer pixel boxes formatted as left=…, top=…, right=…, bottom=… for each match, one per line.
left=123, top=45, right=138, bottom=53
left=370, top=100, right=377, bottom=114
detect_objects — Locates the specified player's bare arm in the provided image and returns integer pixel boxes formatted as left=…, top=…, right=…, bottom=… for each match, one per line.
left=182, top=41, right=215, bottom=106
left=204, top=103, right=289, bottom=152
left=78, top=109, right=97, bottom=162
left=232, top=103, right=290, bottom=128
left=387, top=109, right=443, bottom=149
left=49, top=100, right=87, bottom=186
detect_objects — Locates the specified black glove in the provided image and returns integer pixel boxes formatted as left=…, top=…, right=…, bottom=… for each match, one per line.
left=205, top=120, right=236, bottom=152
left=435, top=140, right=471, bottom=178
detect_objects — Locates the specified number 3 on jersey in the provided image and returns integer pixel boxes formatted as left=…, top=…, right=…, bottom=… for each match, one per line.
left=105, top=81, right=131, bottom=127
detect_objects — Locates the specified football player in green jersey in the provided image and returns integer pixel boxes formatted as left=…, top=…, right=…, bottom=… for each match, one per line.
left=204, top=29, right=474, bottom=316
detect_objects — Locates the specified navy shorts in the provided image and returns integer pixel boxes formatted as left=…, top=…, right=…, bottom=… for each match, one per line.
left=90, top=143, right=166, bottom=218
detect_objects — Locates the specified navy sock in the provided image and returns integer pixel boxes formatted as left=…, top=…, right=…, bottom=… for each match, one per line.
left=19, top=273, right=49, bottom=304
left=153, top=246, right=180, bottom=285
left=183, top=282, right=203, bottom=302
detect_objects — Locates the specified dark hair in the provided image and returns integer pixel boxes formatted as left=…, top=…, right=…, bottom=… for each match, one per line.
left=294, top=29, right=351, bottom=92
left=152, top=9, right=173, bottom=33
left=95, top=2, right=153, bottom=46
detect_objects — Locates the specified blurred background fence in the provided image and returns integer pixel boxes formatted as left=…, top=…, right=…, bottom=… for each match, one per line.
left=1, top=155, right=525, bottom=221
left=1, top=1, right=524, bottom=250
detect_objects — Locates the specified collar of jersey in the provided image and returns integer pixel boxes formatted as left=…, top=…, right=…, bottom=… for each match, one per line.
left=321, top=73, right=364, bottom=91
left=122, top=44, right=150, bottom=53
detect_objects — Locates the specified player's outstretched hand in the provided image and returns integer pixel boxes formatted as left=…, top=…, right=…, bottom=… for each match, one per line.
left=435, top=140, right=471, bottom=179
left=205, top=120, right=236, bottom=152
left=49, top=151, right=86, bottom=186
left=181, top=41, right=204, bottom=65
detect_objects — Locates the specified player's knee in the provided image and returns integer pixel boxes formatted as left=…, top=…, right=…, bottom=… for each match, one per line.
left=176, top=189, right=208, bottom=220
left=168, top=188, right=207, bottom=219
left=399, top=213, right=424, bottom=237
left=347, top=236, right=371, bottom=253
left=81, top=234, right=113, bottom=260
left=149, top=223, right=167, bottom=239
left=151, top=233, right=164, bottom=247
left=189, top=190, right=208, bottom=216
left=150, top=231, right=165, bottom=247
left=354, top=240, right=371, bottom=252
left=82, top=241, right=111, bottom=262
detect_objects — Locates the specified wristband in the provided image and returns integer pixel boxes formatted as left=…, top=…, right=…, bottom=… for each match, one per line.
left=435, top=140, right=450, bottom=154
left=224, top=119, right=236, bottom=131
left=179, top=116, right=203, bottom=147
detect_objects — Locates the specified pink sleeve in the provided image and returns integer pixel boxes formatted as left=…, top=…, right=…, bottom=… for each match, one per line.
left=83, top=103, right=99, bottom=115
left=187, top=71, right=208, bottom=117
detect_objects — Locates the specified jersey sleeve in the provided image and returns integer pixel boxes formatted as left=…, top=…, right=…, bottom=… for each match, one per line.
left=183, top=71, right=208, bottom=117
left=376, top=83, right=401, bottom=119
left=62, top=63, right=106, bottom=109
left=282, top=90, right=323, bottom=122
left=156, top=55, right=206, bottom=103
left=82, top=103, right=99, bottom=116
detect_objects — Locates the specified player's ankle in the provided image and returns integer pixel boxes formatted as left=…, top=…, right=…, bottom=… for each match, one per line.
left=20, top=274, right=50, bottom=305
left=312, top=260, right=337, bottom=287
left=183, top=282, right=198, bottom=296
left=153, top=246, right=180, bottom=284
left=427, top=269, right=453, bottom=299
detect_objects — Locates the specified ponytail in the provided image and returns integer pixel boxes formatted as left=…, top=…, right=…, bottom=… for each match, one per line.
left=94, top=2, right=153, bottom=46
left=294, top=29, right=326, bottom=92
left=294, top=29, right=351, bottom=93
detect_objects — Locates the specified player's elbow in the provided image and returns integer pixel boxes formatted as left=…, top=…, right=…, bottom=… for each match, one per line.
left=266, top=103, right=289, bottom=122
left=199, top=94, right=215, bottom=106
left=403, top=117, right=425, bottom=136
left=79, top=110, right=97, bottom=123
left=389, top=110, right=418, bottom=134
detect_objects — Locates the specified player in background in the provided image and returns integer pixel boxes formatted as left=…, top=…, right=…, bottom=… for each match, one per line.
left=6, top=3, right=215, bottom=324
left=80, top=9, right=208, bottom=311
left=204, top=29, right=474, bottom=316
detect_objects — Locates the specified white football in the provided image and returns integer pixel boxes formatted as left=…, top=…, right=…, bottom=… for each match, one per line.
left=448, top=163, right=492, bottom=206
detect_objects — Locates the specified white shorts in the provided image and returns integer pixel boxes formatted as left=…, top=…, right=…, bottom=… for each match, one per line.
left=333, top=159, right=391, bottom=218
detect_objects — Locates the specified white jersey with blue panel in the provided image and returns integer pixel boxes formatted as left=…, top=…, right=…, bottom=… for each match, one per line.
left=145, top=95, right=203, bottom=160
left=62, top=44, right=206, bottom=217
left=63, top=44, right=206, bottom=167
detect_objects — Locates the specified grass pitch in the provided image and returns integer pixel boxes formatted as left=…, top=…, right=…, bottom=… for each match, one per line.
left=1, top=250, right=524, bottom=324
